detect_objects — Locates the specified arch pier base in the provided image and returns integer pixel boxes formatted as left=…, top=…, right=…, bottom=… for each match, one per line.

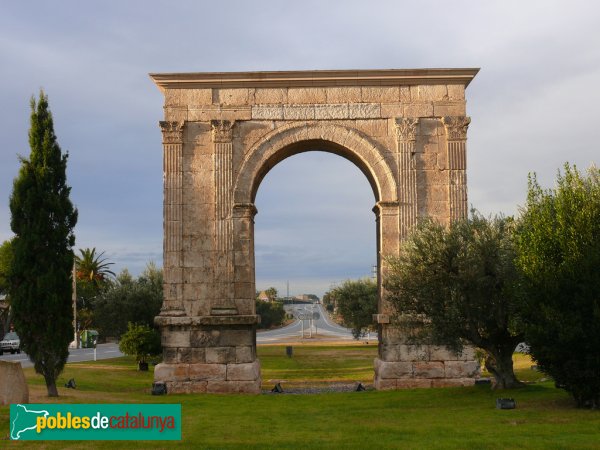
left=374, top=318, right=479, bottom=389
left=154, top=315, right=261, bottom=394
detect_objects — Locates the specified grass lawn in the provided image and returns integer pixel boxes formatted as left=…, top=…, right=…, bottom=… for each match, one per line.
left=1, top=345, right=599, bottom=449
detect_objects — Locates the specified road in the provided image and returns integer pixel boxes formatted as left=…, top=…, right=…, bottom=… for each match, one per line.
left=0, top=343, right=123, bottom=369
left=257, top=303, right=377, bottom=343
left=1, top=306, right=371, bottom=364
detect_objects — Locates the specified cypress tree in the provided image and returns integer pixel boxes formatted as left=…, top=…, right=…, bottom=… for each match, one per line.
left=9, top=91, right=78, bottom=397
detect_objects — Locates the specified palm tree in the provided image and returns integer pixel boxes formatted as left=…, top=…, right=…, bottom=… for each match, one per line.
left=75, top=248, right=115, bottom=286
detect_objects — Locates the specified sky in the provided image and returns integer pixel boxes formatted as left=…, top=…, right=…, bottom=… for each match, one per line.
left=1, top=1, right=598, bottom=298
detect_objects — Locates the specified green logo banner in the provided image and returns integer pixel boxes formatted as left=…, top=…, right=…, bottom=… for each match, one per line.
left=10, top=404, right=181, bottom=440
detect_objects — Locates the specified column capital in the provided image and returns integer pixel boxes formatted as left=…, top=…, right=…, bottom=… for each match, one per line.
left=394, top=117, right=419, bottom=142
left=159, top=121, right=185, bottom=144
left=233, top=202, right=258, bottom=218
left=442, top=116, right=471, bottom=141
left=373, top=201, right=400, bottom=215
left=211, top=120, right=235, bottom=143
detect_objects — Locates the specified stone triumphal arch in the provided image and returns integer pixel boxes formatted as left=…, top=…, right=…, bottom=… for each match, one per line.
left=151, top=69, right=480, bottom=394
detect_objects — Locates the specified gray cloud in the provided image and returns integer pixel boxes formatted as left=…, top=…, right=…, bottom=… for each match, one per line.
left=1, top=1, right=598, bottom=296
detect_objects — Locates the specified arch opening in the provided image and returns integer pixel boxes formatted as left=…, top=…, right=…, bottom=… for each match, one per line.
left=254, top=150, right=377, bottom=298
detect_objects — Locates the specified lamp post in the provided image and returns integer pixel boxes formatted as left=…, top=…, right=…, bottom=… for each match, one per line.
left=72, top=262, right=78, bottom=348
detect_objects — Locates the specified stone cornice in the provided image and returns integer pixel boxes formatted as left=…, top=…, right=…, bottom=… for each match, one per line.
left=150, top=68, right=479, bottom=91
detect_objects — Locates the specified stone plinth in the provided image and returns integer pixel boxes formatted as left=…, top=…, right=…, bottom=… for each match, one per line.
left=373, top=317, right=480, bottom=389
left=154, top=315, right=260, bottom=394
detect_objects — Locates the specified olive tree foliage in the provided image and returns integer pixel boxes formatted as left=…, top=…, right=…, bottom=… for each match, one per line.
left=9, top=92, right=78, bottom=397
left=326, top=278, right=377, bottom=339
left=255, top=300, right=286, bottom=329
left=385, top=212, right=524, bottom=389
left=93, top=263, right=163, bottom=339
left=516, top=164, right=600, bottom=408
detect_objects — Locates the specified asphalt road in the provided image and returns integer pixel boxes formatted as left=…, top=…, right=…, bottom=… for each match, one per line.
left=257, top=303, right=377, bottom=343
left=0, top=343, right=123, bottom=369
left=1, top=307, right=370, bottom=365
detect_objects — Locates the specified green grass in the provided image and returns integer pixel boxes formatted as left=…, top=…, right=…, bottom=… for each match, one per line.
left=259, top=344, right=376, bottom=386
left=1, top=346, right=599, bottom=449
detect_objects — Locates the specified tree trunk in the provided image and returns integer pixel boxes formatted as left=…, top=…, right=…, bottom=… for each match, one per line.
left=44, top=374, right=59, bottom=397
left=485, top=350, right=523, bottom=389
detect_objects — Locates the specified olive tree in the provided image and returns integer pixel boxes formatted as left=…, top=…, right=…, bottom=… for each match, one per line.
left=326, top=278, right=377, bottom=339
left=385, top=212, right=524, bottom=389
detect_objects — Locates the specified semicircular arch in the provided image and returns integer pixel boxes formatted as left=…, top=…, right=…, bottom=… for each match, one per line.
left=233, top=122, right=397, bottom=205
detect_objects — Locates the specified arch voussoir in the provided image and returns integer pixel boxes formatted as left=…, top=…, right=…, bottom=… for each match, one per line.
left=233, top=122, right=398, bottom=205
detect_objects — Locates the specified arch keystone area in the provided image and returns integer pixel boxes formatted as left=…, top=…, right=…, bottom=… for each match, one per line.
left=233, top=121, right=398, bottom=205
left=150, top=68, right=479, bottom=394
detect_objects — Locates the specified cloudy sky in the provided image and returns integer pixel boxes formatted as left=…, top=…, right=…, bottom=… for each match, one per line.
left=1, top=1, right=598, bottom=297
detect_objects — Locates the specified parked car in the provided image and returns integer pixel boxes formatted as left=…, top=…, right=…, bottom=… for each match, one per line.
left=0, top=332, right=21, bottom=355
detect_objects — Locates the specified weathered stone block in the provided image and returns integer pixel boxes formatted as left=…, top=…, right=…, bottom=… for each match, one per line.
left=457, top=346, right=476, bottom=361
left=361, top=86, right=399, bottom=103
left=215, top=88, right=251, bottom=106
left=399, top=345, right=430, bottom=361
left=447, top=84, right=465, bottom=100
left=429, top=345, right=457, bottom=361
left=187, top=89, right=213, bottom=106
left=0, top=361, right=29, bottom=405
left=348, top=103, right=380, bottom=119
left=226, top=360, right=260, bottom=381
left=190, top=330, right=218, bottom=347
left=380, top=326, right=401, bottom=342
left=165, top=381, right=189, bottom=394
left=400, top=86, right=411, bottom=102
left=410, top=85, right=448, bottom=101
left=283, top=105, right=315, bottom=120
left=254, top=88, right=287, bottom=104
left=154, top=363, right=189, bottom=382
left=236, top=346, right=255, bottom=363
left=325, top=87, right=361, bottom=103
left=380, top=103, right=404, bottom=118
left=177, top=347, right=192, bottom=363
left=207, top=380, right=261, bottom=394
left=314, top=104, right=349, bottom=120
left=191, top=347, right=206, bottom=363
left=234, top=282, right=254, bottom=299
left=217, top=328, right=254, bottom=347
left=163, top=347, right=178, bottom=363
left=444, top=361, right=480, bottom=378
left=162, top=329, right=190, bottom=348
left=206, top=346, right=236, bottom=364
left=413, top=362, right=445, bottom=378
left=287, top=88, right=326, bottom=104
left=396, top=379, right=433, bottom=389
left=373, top=378, right=397, bottom=390
left=380, top=344, right=401, bottom=361
left=404, top=102, right=434, bottom=117
left=188, top=363, right=226, bottom=381
left=252, top=105, right=284, bottom=120
left=374, top=359, right=413, bottom=379
left=432, top=378, right=475, bottom=388
left=433, top=102, right=466, bottom=117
